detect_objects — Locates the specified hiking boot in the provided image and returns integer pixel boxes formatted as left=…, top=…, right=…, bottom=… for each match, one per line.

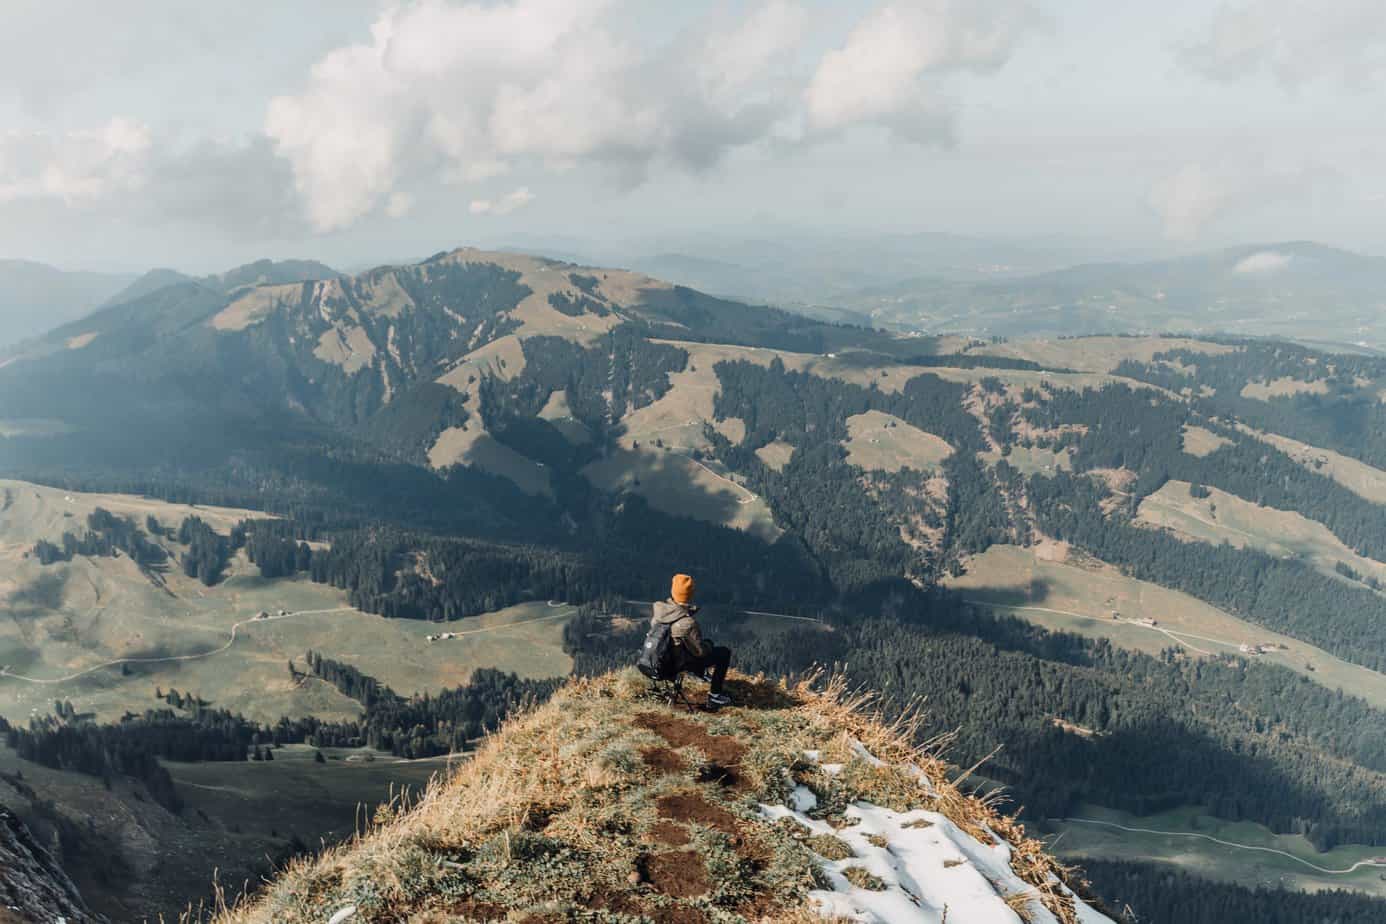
left=706, top=692, right=732, bottom=708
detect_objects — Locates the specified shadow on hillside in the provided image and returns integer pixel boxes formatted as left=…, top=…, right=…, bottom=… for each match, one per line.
left=956, top=577, right=1052, bottom=609
left=721, top=674, right=799, bottom=710
left=8, top=571, right=68, bottom=614
left=599, top=445, right=756, bottom=538
left=996, top=717, right=1375, bottom=854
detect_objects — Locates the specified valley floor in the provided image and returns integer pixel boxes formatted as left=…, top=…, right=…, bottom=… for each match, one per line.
left=1044, top=806, right=1386, bottom=899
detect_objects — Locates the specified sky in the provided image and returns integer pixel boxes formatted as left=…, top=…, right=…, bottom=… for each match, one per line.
left=1, top=0, right=1383, bottom=272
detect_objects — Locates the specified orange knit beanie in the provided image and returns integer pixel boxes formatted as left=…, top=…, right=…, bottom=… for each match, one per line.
left=671, top=573, right=695, bottom=605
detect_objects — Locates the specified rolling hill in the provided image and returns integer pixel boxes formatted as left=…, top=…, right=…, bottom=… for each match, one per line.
left=844, top=241, right=1386, bottom=350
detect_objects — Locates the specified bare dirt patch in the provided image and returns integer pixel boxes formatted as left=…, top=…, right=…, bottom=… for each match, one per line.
left=441, top=899, right=507, bottom=920
left=633, top=712, right=748, bottom=789
left=649, top=820, right=691, bottom=846
left=656, top=791, right=739, bottom=834
left=641, top=746, right=687, bottom=775
left=646, top=850, right=712, bottom=898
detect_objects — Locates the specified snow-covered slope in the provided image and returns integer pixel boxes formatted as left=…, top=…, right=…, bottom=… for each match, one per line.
left=766, top=776, right=1110, bottom=923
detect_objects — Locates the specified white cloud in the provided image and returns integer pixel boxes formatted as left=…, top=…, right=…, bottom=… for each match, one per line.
left=1233, top=251, right=1292, bottom=273
left=266, top=0, right=803, bottom=231
left=0, top=118, right=151, bottom=204
left=386, top=191, right=414, bottom=219
left=469, top=186, right=535, bottom=216
left=805, top=0, right=1044, bottom=141
left=1148, top=162, right=1339, bottom=240
left=1181, top=0, right=1386, bottom=87
left=0, top=120, right=306, bottom=238
left=266, top=0, right=1039, bottom=232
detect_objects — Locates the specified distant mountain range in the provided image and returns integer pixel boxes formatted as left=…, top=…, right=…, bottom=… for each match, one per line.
left=102, top=258, right=342, bottom=308
left=0, top=258, right=341, bottom=350
left=0, top=261, right=136, bottom=349
left=6, top=238, right=1384, bottom=354
left=840, top=241, right=1386, bottom=351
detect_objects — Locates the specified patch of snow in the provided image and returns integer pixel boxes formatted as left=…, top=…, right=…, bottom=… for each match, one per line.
left=849, top=738, right=886, bottom=768
left=790, top=785, right=818, bottom=813
left=803, top=749, right=822, bottom=763
left=327, top=906, right=357, bottom=924
left=764, top=798, right=1114, bottom=924
left=821, top=763, right=844, bottom=776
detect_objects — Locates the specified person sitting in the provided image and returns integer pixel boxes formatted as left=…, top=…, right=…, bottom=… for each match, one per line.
left=650, top=573, right=732, bottom=707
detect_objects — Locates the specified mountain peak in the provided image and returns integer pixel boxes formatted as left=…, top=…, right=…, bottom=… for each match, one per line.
left=220, top=671, right=1109, bottom=924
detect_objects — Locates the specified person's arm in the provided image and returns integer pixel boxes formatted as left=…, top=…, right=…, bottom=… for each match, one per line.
left=680, top=616, right=711, bottom=659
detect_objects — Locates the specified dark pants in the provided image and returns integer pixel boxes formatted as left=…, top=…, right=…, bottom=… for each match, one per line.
left=684, top=645, right=732, bottom=694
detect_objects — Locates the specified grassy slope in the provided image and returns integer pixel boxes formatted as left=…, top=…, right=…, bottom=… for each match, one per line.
left=945, top=544, right=1386, bottom=710
left=0, top=480, right=572, bottom=724
left=1136, top=480, right=1386, bottom=588
left=214, top=671, right=1102, bottom=924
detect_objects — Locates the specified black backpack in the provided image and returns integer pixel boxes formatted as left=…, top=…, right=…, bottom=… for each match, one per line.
left=637, top=617, right=685, bottom=680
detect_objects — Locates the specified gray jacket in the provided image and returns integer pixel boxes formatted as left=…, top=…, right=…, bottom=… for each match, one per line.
left=651, top=600, right=711, bottom=661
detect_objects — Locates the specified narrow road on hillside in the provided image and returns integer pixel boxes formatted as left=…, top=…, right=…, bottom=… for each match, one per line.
left=427, top=606, right=577, bottom=641
left=624, top=602, right=825, bottom=624
left=1057, top=817, right=1385, bottom=875
left=0, top=606, right=355, bottom=686
left=965, top=599, right=1236, bottom=655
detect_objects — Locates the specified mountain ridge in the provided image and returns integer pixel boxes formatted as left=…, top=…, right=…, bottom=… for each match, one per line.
left=211, top=669, right=1113, bottom=924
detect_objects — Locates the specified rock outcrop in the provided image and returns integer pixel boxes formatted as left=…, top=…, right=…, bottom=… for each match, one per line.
left=0, top=808, right=104, bottom=924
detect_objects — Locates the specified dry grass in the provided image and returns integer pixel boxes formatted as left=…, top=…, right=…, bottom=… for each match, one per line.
left=202, top=670, right=1091, bottom=924
left=1240, top=377, right=1330, bottom=400
left=840, top=867, right=885, bottom=891
left=841, top=410, right=953, bottom=474
left=755, top=440, right=796, bottom=472
left=1180, top=424, right=1231, bottom=458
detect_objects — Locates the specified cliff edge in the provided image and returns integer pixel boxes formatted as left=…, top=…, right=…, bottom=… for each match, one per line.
left=0, top=807, right=105, bottom=924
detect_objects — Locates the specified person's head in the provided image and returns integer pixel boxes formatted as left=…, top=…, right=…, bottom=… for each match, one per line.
left=671, top=573, right=696, bottom=605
